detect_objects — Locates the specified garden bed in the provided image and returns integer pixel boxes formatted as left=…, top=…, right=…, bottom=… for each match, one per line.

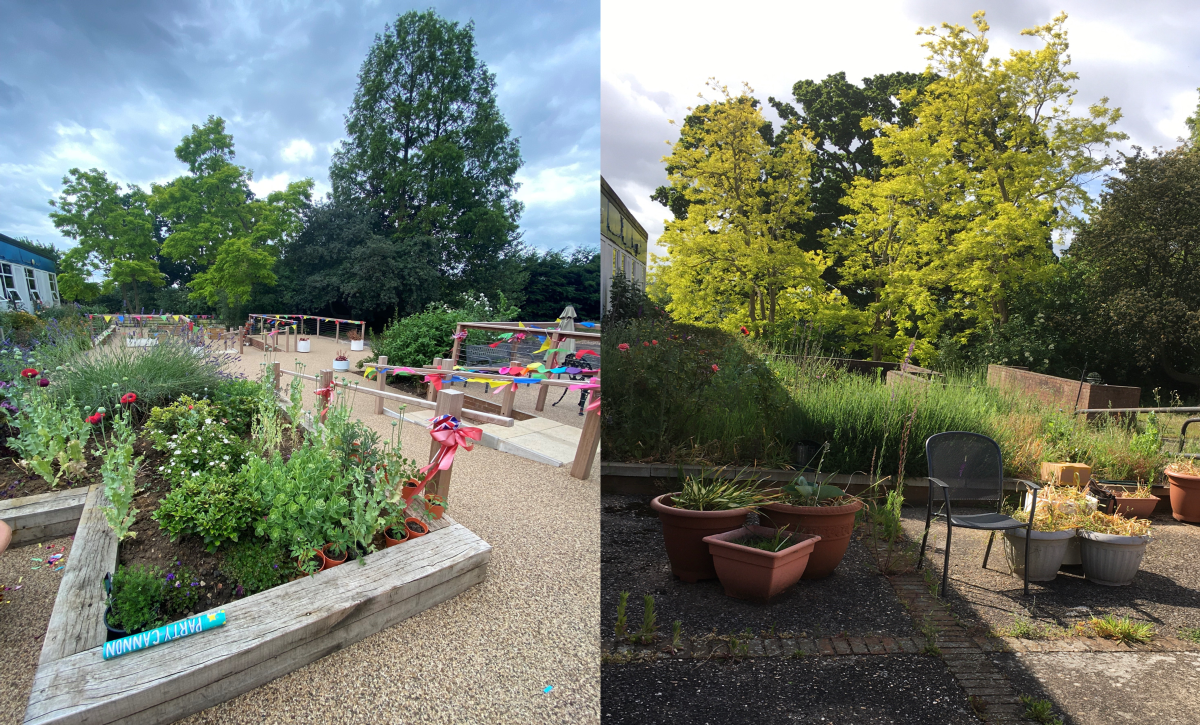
left=0, top=440, right=106, bottom=499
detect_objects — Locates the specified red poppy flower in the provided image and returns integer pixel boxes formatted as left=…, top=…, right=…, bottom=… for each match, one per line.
left=37, top=378, right=49, bottom=387
left=120, top=392, right=137, bottom=405
left=712, top=364, right=720, bottom=372
left=643, top=341, right=650, bottom=347
left=314, top=387, right=333, bottom=399
left=20, top=368, right=37, bottom=378
left=618, top=343, right=629, bottom=351
left=86, top=412, right=105, bottom=425
left=651, top=340, right=658, bottom=345
left=739, top=326, right=750, bottom=336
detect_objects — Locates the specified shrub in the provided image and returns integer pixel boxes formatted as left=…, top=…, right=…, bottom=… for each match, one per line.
left=370, top=294, right=516, bottom=368
left=51, top=339, right=230, bottom=421
left=249, top=444, right=350, bottom=573
left=146, top=398, right=248, bottom=484
left=222, top=538, right=291, bottom=595
left=211, top=378, right=269, bottom=436
left=108, top=564, right=165, bottom=633
left=152, top=469, right=261, bottom=552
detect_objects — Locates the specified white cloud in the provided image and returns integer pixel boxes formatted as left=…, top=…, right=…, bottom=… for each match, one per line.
left=248, top=171, right=293, bottom=197
left=516, top=162, right=596, bottom=206
left=280, top=138, right=314, bottom=163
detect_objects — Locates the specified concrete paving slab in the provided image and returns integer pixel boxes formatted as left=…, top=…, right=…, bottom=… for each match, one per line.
left=538, top=424, right=584, bottom=446
left=507, top=433, right=579, bottom=465
left=513, top=416, right=560, bottom=432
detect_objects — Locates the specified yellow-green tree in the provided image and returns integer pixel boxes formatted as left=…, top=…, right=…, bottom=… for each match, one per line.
left=655, top=82, right=830, bottom=334
left=834, top=12, right=1124, bottom=361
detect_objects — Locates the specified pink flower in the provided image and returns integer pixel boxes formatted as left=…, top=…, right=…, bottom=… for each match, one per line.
left=712, top=364, right=719, bottom=372
left=618, top=343, right=629, bottom=351
left=643, top=341, right=650, bottom=347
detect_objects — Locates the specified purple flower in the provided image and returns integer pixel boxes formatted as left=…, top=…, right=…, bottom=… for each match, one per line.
left=37, top=378, right=49, bottom=387
left=190, top=582, right=198, bottom=587
left=273, top=564, right=279, bottom=569
left=166, top=572, right=175, bottom=581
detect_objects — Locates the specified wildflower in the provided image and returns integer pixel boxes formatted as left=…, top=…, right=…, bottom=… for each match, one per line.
left=86, top=412, right=105, bottom=425
left=712, top=364, right=720, bottom=372
left=37, top=378, right=49, bottom=387
left=651, top=340, right=658, bottom=345
left=618, top=343, right=629, bottom=351
left=740, top=326, right=750, bottom=336
left=120, top=392, right=137, bottom=404
left=166, top=572, right=175, bottom=581
left=643, top=341, right=650, bottom=347
left=20, top=368, right=37, bottom=378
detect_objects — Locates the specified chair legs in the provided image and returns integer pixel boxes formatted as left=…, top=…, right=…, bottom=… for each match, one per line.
left=940, top=515, right=952, bottom=598
left=917, top=498, right=933, bottom=571
left=982, top=531, right=995, bottom=570
left=1023, top=526, right=1031, bottom=597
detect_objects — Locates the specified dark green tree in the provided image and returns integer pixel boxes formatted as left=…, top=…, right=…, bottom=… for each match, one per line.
left=1070, top=147, right=1200, bottom=392
left=329, top=10, right=525, bottom=303
left=518, top=248, right=600, bottom=322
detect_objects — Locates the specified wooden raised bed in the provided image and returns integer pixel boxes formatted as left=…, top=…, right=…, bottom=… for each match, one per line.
left=23, top=487, right=490, bottom=724
left=0, top=486, right=90, bottom=547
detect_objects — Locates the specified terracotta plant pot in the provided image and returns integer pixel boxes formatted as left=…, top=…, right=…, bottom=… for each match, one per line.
left=649, top=493, right=752, bottom=582
left=383, top=527, right=409, bottom=547
left=704, top=525, right=821, bottom=602
left=1111, top=492, right=1158, bottom=520
left=758, top=499, right=864, bottom=579
left=401, top=479, right=421, bottom=505
left=320, top=543, right=347, bottom=570
left=403, top=517, right=429, bottom=539
left=425, top=499, right=445, bottom=520
left=1166, top=469, right=1200, bottom=523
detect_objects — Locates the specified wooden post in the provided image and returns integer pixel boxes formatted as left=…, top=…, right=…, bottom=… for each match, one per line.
left=426, top=358, right=443, bottom=402
left=508, top=334, right=519, bottom=362
left=319, top=369, right=333, bottom=418
left=360, top=321, right=366, bottom=345
left=375, top=355, right=388, bottom=415
left=316, top=318, right=320, bottom=339
left=534, top=332, right=561, bottom=412
left=570, top=391, right=601, bottom=479
left=335, top=320, right=340, bottom=344
left=450, top=323, right=464, bottom=366
left=272, top=361, right=281, bottom=393
left=426, top=389, right=464, bottom=501
left=500, top=359, right=519, bottom=418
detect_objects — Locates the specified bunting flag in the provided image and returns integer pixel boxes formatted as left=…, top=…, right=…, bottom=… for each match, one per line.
left=534, top=339, right=552, bottom=354
left=498, top=332, right=514, bottom=340
left=579, top=322, right=597, bottom=328
left=570, top=377, right=601, bottom=416
left=488, top=340, right=503, bottom=348
left=575, top=349, right=599, bottom=358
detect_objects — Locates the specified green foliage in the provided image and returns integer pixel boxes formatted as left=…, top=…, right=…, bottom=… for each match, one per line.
left=152, top=469, right=260, bottom=552
left=1020, top=695, right=1064, bottom=725
left=738, top=528, right=798, bottom=553
left=108, top=564, right=164, bottom=633
left=211, top=379, right=269, bottom=436
left=635, top=595, right=658, bottom=645
left=670, top=475, right=775, bottom=511
left=161, top=562, right=201, bottom=619
left=100, top=410, right=140, bottom=541
left=518, top=248, right=601, bottom=322
left=52, top=339, right=229, bottom=420
left=1089, top=615, right=1155, bottom=644
left=221, top=538, right=291, bottom=595
left=371, top=295, right=514, bottom=368
left=147, top=398, right=247, bottom=484
left=329, top=10, right=525, bottom=302
left=7, top=379, right=90, bottom=486
left=615, top=591, right=629, bottom=641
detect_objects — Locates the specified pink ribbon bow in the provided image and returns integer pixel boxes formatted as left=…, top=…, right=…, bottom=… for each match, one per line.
left=569, top=377, right=601, bottom=416
left=414, top=415, right=483, bottom=497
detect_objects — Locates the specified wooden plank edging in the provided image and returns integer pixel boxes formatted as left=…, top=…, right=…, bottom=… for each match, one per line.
left=0, top=487, right=90, bottom=547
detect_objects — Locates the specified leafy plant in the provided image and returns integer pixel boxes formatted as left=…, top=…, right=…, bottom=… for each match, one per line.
left=152, top=469, right=260, bottom=552
left=211, top=378, right=270, bottom=436
left=160, top=563, right=202, bottom=619
left=670, top=474, right=777, bottom=511
left=1020, top=695, right=1064, bottom=725
left=108, top=564, right=165, bottom=633
left=7, top=375, right=90, bottom=486
left=99, top=408, right=140, bottom=541
left=737, top=527, right=798, bottom=553
left=1089, top=615, right=1154, bottom=644
left=221, top=538, right=291, bottom=595
left=635, top=595, right=658, bottom=644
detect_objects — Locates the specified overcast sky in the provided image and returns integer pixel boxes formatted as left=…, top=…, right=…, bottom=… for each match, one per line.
left=602, top=0, right=1200, bottom=260
left=0, top=0, right=598, bottom=254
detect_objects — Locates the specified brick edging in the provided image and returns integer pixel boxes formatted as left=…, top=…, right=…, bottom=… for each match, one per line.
left=601, top=633, right=934, bottom=662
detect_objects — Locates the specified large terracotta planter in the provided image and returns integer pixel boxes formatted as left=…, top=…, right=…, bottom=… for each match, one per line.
left=1166, top=469, right=1200, bottom=523
left=1111, top=492, right=1158, bottom=520
left=650, top=493, right=751, bottom=582
left=704, top=526, right=821, bottom=602
left=758, top=499, right=863, bottom=579
left=1078, top=530, right=1150, bottom=586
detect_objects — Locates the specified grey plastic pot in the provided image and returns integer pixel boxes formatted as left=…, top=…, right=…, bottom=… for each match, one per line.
left=1002, top=529, right=1076, bottom=582
left=1078, top=529, right=1150, bottom=586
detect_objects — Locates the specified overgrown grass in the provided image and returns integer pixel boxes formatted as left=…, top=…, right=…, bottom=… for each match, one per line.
left=605, top=319, right=1169, bottom=480
left=51, top=340, right=234, bottom=421
left=1088, top=615, right=1155, bottom=644
left=1020, top=695, right=1064, bottom=725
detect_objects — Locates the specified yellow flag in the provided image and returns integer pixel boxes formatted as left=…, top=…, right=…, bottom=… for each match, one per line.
left=534, top=338, right=551, bottom=354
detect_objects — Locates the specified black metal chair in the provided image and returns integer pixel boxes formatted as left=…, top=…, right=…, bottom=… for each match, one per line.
left=918, top=432, right=1041, bottom=597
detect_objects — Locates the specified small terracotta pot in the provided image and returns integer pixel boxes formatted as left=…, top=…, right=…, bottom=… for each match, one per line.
left=649, top=493, right=752, bottom=582
left=1166, top=469, right=1200, bottom=523
left=403, top=517, right=430, bottom=539
left=383, top=526, right=409, bottom=547
left=296, top=549, right=326, bottom=577
left=401, top=479, right=421, bottom=504
left=704, top=526, right=821, bottom=602
left=758, top=499, right=864, bottom=579
left=320, top=543, right=347, bottom=570
left=426, top=501, right=445, bottom=520
left=1111, top=492, right=1158, bottom=520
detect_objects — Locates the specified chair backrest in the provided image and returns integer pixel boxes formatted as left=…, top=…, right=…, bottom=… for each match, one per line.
left=925, top=432, right=1004, bottom=502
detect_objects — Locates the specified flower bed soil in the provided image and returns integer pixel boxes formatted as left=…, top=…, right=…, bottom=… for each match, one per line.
left=0, top=436, right=107, bottom=500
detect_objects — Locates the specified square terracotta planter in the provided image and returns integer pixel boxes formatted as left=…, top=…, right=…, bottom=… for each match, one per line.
left=1111, top=492, right=1158, bottom=519
left=703, top=525, right=821, bottom=603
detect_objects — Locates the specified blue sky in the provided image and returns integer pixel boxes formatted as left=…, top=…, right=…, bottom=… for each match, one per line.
left=603, top=0, right=1200, bottom=259
left=0, top=0, right=599, bottom=254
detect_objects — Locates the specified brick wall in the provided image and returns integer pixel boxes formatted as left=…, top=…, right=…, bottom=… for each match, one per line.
left=986, top=365, right=1140, bottom=418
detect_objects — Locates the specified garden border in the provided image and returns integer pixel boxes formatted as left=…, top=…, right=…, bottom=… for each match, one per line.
left=0, top=486, right=90, bottom=547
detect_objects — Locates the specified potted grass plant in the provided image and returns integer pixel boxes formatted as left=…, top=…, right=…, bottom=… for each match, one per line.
left=1165, top=457, right=1200, bottom=523
left=758, top=474, right=862, bottom=579
left=1003, top=506, right=1077, bottom=582
left=649, top=474, right=777, bottom=582
left=333, top=351, right=350, bottom=372
left=703, top=525, right=821, bottom=602
left=1076, top=510, right=1151, bottom=586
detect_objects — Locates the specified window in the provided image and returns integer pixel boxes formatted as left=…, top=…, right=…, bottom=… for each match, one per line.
left=612, top=248, right=618, bottom=274
left=48, top=274, right=59, bottom=304
left=25, top=268, right=40, bottom=303
left=0, top=264, right=14, bottom=300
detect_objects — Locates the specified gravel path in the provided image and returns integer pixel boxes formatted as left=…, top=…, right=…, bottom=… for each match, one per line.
left=173, top=345, right=600, bottom=724
left=601, top=657, right=981, bottom=724
left=601, top=494, right=915, bottom=640
left=0, top=536, right=73, bottom=725
left=899, top=505, right=1200, bottom=637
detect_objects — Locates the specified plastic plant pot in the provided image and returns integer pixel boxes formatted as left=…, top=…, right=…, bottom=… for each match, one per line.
left=650, top=493, right=752, bottom=583
left=1078, top=529, right=1150, bottom=586
left=703, top=525, right=821, bottom=602
left=1002, top=528, right=1076, bottom=582
left=757, top=499, right=864, bottom=579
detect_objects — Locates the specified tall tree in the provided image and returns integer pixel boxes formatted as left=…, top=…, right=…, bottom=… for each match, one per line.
left=655, top=82, right=829, bottom=333
left=150, top=117, right=312, bottom=317
left=1070, top=147, right=1200, bottom=390
left=834, top=12, right=1124, bottom=362
left=329, top=10, right=525, bottom=302
left=49, top=168, right=163, bottom=310
left=518, top=247, right=601, bottom=322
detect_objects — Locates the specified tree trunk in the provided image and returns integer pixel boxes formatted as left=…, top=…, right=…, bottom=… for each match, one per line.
left=748, top=292, right=756, bottom=323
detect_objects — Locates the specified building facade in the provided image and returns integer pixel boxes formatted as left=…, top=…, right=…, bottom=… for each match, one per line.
left=600, top=176, right=647, bottom=312
left=0, top=233, right=60, bottom=312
